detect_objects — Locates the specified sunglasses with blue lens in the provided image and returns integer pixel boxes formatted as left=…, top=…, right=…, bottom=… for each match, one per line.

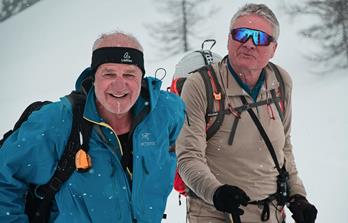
left=231, top=27, right=274, bottom=46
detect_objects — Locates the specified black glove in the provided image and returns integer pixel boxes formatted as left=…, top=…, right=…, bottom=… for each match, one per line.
left=213, top=184, right=250, bottom=215
left=289, top=194, right=318, bottom=223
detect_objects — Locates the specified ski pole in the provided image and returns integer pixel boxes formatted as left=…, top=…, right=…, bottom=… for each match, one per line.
left=224, top=212, right=241, bottom=223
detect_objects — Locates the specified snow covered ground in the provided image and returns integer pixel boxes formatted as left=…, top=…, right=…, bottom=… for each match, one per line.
left=0, top=0, right=347, bottom=222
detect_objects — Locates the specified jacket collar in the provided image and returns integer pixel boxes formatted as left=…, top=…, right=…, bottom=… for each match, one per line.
left=220, top=58, right=280, bottom=98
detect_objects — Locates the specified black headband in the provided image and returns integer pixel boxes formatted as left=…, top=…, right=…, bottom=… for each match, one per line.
left=91, top=47, right=145, bottom=74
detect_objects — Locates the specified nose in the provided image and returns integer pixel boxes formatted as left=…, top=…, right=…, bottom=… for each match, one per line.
left=111, top=76, right=126, bottom=90
left=243, top=37, right=256, bottom=49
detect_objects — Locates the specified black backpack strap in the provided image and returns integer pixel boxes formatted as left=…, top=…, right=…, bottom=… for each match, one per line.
left=198, top=66, right=226, bottom=140
left=29, top=91, right=93, bottom=223
left=199, top=66, right=214, bottom=124
left=240, top=96, right=290, bottom=207
left=270, top=89, right=284, bottom=121
left=205, top=66, right=225, bottom=141
left=80, top=75, right=94, bottom=96
left=235, top=98, right=279, bottom=113
left=240, top=96, right=282, bottom=173
left=268, top=62, right=286, bottom=118
left=228, top=117, right=240, bottom=146
left=208, top=96, right=281, bottom=146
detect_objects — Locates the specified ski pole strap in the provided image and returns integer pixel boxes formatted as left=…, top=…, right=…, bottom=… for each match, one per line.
left=240, top=96, right=282, bottom=173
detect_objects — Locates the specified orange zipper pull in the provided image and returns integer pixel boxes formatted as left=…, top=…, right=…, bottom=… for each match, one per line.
left=75, top=149, right=92, bottom=172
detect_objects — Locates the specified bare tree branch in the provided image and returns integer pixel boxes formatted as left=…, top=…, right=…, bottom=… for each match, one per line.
left=0, top=0, right=42, bottom=22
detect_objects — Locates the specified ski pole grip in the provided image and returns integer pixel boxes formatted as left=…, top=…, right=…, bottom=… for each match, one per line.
left=231, top=213, right=241, bottom=223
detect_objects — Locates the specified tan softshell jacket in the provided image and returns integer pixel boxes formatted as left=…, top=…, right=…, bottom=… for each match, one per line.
left=176, top=59, right=306, bottom=205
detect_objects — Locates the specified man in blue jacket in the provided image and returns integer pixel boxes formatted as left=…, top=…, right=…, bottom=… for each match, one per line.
left=0, top=31, right=185, bottom=223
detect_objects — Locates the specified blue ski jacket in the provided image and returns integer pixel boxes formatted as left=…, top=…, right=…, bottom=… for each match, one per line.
left=0, top=69, right=185, bottom=223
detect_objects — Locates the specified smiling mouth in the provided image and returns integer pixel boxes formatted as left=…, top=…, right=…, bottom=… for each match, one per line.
left=109, top=93, right=128, bottom=98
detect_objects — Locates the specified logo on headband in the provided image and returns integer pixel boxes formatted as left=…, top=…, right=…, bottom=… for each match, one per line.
left=121, top=52, right=132, bottom=63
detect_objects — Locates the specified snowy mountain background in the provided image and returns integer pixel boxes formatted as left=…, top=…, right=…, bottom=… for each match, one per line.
left=0, top=0, right=347, bottom=222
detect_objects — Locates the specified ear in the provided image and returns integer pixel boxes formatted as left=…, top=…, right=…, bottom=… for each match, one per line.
left=270, top=42, right=278, bottom=58
left=227, top=30, right=234, bottom=46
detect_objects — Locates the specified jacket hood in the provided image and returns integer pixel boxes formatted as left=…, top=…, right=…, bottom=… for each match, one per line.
left=75, top=67, right=93, bottom=93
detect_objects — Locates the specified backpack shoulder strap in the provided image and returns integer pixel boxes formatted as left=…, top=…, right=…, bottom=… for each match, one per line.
left=240, top=95, right=282, bottom=173
left=197, top=65, right=225, bottom=140
left=268, top=62, right=286, bottom=119
left=198, top=66, right=214, bottom=123
left=240, top=95, right=289, bottom=205
left=30, top=91, right=93, bottom=222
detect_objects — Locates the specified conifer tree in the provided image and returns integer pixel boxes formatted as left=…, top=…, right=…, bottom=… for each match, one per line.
left=0, top=0, right=41, bottom=22
left=148, top=0, right=218, bottom=57
left=286, top=0, right=348, bottom=72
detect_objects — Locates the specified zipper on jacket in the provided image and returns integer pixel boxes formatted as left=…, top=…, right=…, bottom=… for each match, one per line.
left=85, top=118, right=133, bottom=217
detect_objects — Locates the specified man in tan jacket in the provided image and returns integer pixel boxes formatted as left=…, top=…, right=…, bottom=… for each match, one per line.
left=175, top=3, right=317, bottom=223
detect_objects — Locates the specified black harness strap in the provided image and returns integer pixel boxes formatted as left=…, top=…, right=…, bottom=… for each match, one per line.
left=207, top=96, right=280, bottom=118
left=240, top=96, right=282, bottom=173
left=228, top=117, right=240, bottom=146
left=270, top=89, right=284, bottom=122
left=205, top=67, right=225, bottom=140
left=199, top=62, right=285, bottom=144
left=199, top=66, right=214, bottom=124
left=240, top=95, right=290, bottom=221
left=269, top=62, right=286, bottom=120
left=205, top=96, right=281, bottom=146
left=235, top=97, right=281, bottom=114
left=249, top=195, right=277, bottom=221
left=269, top=62, right=285, bottom=109
left=29, top=92, right=93, bottom=223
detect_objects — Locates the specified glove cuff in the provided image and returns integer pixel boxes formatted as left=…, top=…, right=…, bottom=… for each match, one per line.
left=289, top=194, right=307, bottom=203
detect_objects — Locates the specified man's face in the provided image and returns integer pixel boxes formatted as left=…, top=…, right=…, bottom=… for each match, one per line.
left=228, top=14, right=277, bottom=72
left=94, top=63, right=142, bottom=116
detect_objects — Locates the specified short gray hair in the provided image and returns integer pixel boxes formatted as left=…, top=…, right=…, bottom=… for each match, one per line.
left=92, top=30, right=143, bottom=51
left=229, top=3, right=280, bottom=41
